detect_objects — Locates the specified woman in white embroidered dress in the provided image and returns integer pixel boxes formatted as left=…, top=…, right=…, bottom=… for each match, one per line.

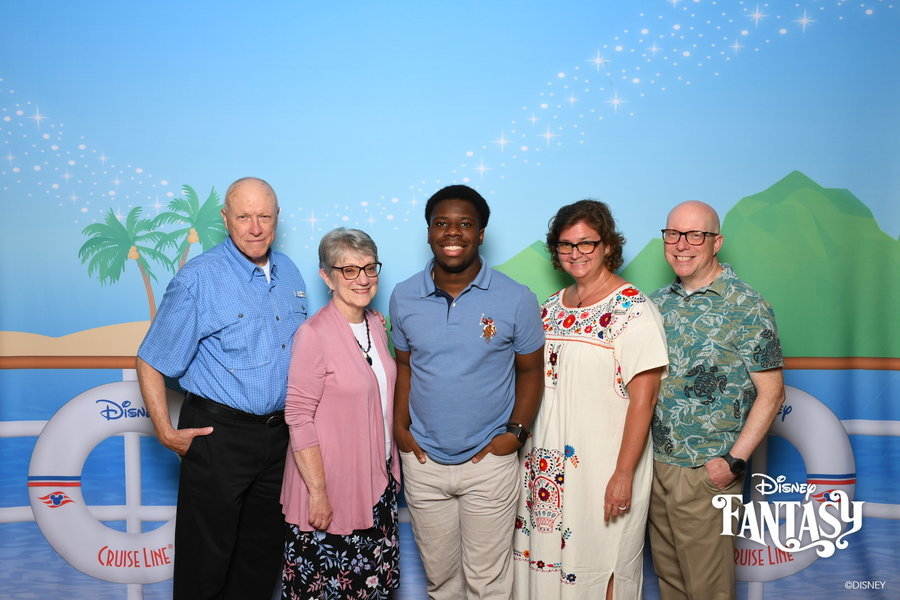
left=513, top=200, right=668, bottom=600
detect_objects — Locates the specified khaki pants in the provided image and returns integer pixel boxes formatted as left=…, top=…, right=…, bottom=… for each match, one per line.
left=648, top=460, right=744, bottom=600
left=401, top=450, right=519, bottom=600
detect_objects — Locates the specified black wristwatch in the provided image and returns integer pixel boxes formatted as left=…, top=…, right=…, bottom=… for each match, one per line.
left=722, top=452, right=747, bottom=476
left=505, top=422, right=530, bottom=445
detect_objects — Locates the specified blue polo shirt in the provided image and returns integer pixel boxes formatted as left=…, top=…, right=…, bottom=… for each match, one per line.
left=138, top=237, right=308, bottom=414
left=389, top=258, right=544, bottom=464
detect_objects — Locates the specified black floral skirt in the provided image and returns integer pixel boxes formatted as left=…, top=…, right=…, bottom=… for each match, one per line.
left=282, top=472, right=400, bottom=600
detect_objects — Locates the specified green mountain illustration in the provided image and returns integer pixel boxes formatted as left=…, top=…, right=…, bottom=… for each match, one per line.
left=495, top=240, right=571, bottom=305
left=499, top=171, right=899, bottom=358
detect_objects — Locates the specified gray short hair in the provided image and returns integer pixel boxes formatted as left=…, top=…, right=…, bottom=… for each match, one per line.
left=318, top=228, right=379, bottom=269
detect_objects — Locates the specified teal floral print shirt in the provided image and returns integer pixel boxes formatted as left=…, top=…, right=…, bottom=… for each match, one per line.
left=650, top=263, right=783, bottom=466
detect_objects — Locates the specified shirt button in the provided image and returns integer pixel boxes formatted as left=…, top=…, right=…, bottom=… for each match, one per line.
left=238, top=313, right=243, bottom=318
left=282, top=344, right=286, bottom=349
left=276, top=315, right=280, bottom=321
left=452, top=302, right=456, bottom=307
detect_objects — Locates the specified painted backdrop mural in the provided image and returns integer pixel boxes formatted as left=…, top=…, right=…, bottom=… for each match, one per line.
left=1, top=1, right=897, bottom=598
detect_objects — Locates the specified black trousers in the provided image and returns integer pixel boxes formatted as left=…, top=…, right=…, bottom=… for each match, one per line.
left=173, top=399, right=288, bottom=600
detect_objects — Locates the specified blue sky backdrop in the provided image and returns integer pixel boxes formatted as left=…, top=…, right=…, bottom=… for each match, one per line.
left=1, top=0, right=897, bottom=334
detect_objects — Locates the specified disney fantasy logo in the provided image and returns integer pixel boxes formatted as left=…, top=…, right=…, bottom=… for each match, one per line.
left=712, top=473, right=864, bottom=558
left=96, top=399, right=149, bottom=421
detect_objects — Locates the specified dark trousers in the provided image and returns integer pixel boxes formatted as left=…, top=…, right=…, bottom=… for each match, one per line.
left=173, top=399, right=288, bottom=600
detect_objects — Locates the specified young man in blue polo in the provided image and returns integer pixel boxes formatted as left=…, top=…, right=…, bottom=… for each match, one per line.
left=390, top=184, right=544, bottom=599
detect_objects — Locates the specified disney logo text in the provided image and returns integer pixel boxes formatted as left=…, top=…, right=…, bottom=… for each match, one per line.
left=96, top=399, right=149, bottom=421
left=754, top=473, right=816, bottom=499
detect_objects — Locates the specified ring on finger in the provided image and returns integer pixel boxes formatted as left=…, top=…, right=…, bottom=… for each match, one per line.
left=618, top=505, right=628, bottom=510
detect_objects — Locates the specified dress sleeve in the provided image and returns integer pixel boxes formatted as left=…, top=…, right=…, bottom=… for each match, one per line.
left=285, top=322, right=327, bottom=451
left=615, top=295, right=669, bottom=387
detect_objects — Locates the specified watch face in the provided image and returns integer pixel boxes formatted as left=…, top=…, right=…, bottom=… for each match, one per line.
left=506, top=424, right=528, bottom=443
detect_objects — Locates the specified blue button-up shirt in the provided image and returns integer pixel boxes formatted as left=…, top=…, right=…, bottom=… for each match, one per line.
left=138, top=237, right=308, bottom=414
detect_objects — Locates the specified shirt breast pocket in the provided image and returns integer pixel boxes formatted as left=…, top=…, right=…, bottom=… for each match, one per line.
left=290, top=298, right=308, bottom=326
left=217, top=313, right=272, bottom=370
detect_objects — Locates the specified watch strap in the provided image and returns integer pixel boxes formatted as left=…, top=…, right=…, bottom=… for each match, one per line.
left=505, top=422, right=530, bottom=444
left=723, top=452, right=746, bottom=475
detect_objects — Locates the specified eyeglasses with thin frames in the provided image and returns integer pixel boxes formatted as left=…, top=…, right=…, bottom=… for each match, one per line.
left=660, top=229, right=718, bottom=246
left=330, top=262, right=382, bottom=280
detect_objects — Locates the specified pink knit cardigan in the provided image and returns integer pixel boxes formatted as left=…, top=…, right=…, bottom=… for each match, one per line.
left=280, top=300, right=400, bottom=534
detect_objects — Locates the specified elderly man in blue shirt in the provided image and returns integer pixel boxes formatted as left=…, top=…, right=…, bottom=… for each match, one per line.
left=136, top=177, right=307, bottom=600
left=390, top=185, right=545, bottom=599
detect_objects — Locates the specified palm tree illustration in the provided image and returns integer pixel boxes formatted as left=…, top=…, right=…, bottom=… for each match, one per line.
left=154, top=185, right=226, bottom=270
left=79, top=207, right=172, bottom=320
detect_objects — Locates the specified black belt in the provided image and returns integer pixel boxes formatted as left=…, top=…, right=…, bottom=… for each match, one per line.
left=186, top=392, right=285, bottom=427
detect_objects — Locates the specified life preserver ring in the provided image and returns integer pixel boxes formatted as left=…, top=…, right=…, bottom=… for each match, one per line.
left=28, top=381, right=182, bottom=584
left=734, top=385, right=856, bottom=582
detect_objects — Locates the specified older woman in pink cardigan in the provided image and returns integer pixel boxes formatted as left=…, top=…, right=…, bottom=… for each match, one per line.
left=280, top=228, right=400, bottom=599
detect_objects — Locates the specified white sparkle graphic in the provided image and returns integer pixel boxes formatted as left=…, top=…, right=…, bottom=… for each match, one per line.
left=472, top=158, right=492, bottom=179
left=606, top=90, right=626, bottom=113
left=494, top=130, right=510, bottom=152
left=749, top=5, right=768, bottom=27
left=28, top=106, right=47, bottom=127
left=539, top=127, right=558, bottom=146
left=795, top=10, right=816, bottom=32
left=588, top=50, right=611, bottom=72
left=302, top=210, right=320, bottom=230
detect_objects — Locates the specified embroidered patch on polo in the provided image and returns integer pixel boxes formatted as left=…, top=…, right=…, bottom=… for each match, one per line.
left=480, top=314, right=496, bottom=342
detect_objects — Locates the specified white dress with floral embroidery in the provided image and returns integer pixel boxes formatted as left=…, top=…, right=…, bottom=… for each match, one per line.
left=513, top=284, right=668, bottom=600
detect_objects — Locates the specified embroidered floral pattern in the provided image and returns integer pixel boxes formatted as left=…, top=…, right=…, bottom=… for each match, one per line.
left=542, top=286, right=645, bottom=346
left=515, top=283, right=668, bottom=597
left=545, top=343, right=561, bottom=388
left=613, top=362, right=627, bottom=398
left=524, top=447, right=568, bottom=534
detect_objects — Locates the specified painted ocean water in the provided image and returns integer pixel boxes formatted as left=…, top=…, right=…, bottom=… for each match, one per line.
left=1, top=368, right=896, bottom=597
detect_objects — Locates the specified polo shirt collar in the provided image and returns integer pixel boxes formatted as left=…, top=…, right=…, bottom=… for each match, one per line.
left=418, top=256, right=492, bottom=298
left=667, top=262, right=734, bottom=298
left=223, top=236, right=276, bottom=282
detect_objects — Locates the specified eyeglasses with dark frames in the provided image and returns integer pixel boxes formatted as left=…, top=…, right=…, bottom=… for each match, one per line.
left=330, top=262, right=382, bottom=280
left=660, top=229, right=718, bottom=246
left=554, top=240, right=602, bottom=255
